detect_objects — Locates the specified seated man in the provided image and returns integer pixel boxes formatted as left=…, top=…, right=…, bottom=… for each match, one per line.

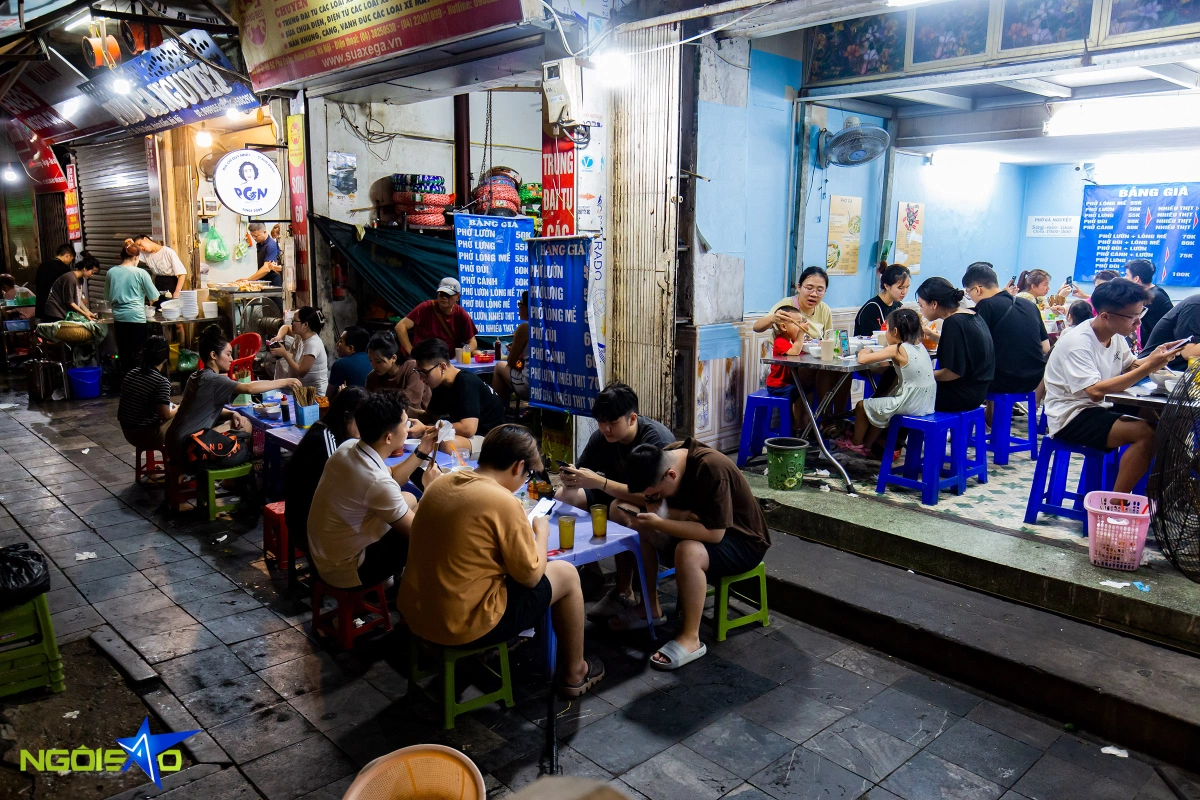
left=408, top=338, right=505, bottom=458
left=307, top=392, right=433, bottom=588
left=1140, top=292, right=1200, bottom=371
left=1044, top=279, right=1178, bottom=494
left=43, top=254, right=100, bottom=322
left=398, top=424, right=604, bottom=696
left=492, top=291, right=530, bottom=404
left=963, top=262, right=1049, bottom=414
left=327, top=325, right=373, bottom=398
left=556, top=383, right=674, bottom=617
left=620, top=439, right=772, bottom=671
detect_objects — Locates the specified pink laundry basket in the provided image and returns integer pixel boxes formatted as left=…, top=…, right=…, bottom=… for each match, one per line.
left=1084, top=491, right=1153, bottom=572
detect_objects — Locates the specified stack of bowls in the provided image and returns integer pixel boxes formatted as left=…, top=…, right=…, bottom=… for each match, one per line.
left=179, top=290, right=198, bottom=319
left=160, top=299, right=182, bottom=321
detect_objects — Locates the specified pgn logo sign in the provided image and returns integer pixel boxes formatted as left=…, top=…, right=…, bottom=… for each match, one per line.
left=214, top=149, right=283, bottom=217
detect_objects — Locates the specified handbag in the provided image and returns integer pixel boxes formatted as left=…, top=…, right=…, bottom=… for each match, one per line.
left=185, top=428, right=242, bottom=463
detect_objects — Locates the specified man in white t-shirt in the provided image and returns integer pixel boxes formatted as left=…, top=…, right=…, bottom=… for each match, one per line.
left=1043, top=278, right=1180, bottom=493
left=132, top=234, right=187, bottom=297
left=307, top=392, right=440, bottom=588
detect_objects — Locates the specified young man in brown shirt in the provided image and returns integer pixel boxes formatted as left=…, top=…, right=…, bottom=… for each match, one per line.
left=620, top=438, right=771, bottom=670
left=397, top=424, right=604, bottom=696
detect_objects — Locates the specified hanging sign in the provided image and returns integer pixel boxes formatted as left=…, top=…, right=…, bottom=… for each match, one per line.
left=77, top=31, right=259, bottom=137
left=894, top=201, right=923, bottom=274
left=527, top=236, right=601, bottom=415
left=65, top=165, right=82, bottom=240
left=454, top=214, right=533, bottom=336
left=827, top=195, right=862, bottom=275
left=213, top=150, right=284, bottom=217
left=542, top=133, right=575, bottom=237
left=1027, top=215, right=1079, bottom=238
left=1075, top=183, right=1200, bottom=286
left=231, top=0, right=526, bottom=90
left=286, top=114, right=309, bottom=299
left=5, top=120, right=67, bottom=193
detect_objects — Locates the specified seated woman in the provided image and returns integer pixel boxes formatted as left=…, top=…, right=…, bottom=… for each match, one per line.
left=493, top=291, right=530, bottom=404
left=165, top=325, right=301, bottom=469
left=916, top=278, right=995, bottom=413
left=269, top=306, right=329, bottom=396
left=1015, top=269, right=1066, bottom=315
left=118, top=336, right=176, bottom=450
left=854, top=263, right=911, bottom=336
left=365, top=330, right=430, bottom=415
left=751, top=266, right=846, bottom=427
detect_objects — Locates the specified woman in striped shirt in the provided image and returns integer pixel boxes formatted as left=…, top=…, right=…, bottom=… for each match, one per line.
left=118, top=336, right=175, bottom=450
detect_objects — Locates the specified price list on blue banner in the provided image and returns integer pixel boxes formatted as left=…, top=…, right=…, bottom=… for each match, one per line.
left=455, top=214, right=534, bottom=335
left=527, top=236, right=600, bottom=415
left=1074, top=183, right=1200, bottom=286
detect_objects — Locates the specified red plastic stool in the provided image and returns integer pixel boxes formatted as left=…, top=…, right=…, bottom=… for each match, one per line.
left=165, top=459, right=197, bottom=513
left=135, top=448, right=166, bottom=483
left=263, top=501, right=290, bottom=568
left=311, top=579, right=393, bottom=650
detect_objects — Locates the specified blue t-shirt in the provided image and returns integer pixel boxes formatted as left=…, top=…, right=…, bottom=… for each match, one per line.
left=327, top=351, right=373, bottom=392
left=258, top=237, right=282, bottom=287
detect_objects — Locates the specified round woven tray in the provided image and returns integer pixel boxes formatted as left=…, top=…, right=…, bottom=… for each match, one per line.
left=55, top=324, right=93, bottom=343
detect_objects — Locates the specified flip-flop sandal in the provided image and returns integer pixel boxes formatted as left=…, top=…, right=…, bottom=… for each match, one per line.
left=559, top=654, right=606, bottom=697
left=650, top=640, right=707, bottom=671
left=608, top=606, right=666, bottom=632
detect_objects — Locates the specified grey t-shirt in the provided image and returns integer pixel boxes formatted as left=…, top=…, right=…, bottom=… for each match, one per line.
left=577, top=416, right=675, bottom=505
left=165, top=369, right=240, bottom=460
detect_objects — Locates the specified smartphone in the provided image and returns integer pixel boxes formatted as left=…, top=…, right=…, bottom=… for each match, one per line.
left=1009, top=275, right=1017, bottom=285
left=1165, top=338, right=1189, bottom=353
left=839, top=330, right=850, bottom=355
left=617, top=505, right=641, bottom=517
left=1065, top=276, right=1074, bottom=287
left=555, top=460, right=572, bottom=470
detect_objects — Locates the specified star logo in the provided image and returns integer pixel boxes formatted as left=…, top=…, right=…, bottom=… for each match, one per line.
left=115, top=717, right=200, bottom=788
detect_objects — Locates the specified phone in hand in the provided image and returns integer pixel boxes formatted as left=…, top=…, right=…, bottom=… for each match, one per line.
left=1065, top=276, right=1074, bottom=287
left=1009, top=276, right=1017, bottom=286
left=556, top=460, right=572, bottom=470
left=1164, top=338, right=1189, bottom=354
left=617, top=504, right=641, bottom=517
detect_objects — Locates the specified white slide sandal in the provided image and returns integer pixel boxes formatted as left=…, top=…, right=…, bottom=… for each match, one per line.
left=650, top=639, right=707, bottom=671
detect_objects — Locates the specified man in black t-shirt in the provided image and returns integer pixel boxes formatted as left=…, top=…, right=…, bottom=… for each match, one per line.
left=556, top=384, right=675, bottom=617
left=1124, top=260, right=1173, bottom=350
left=964, top=263, right=1049, bottom=414
left=1141, top=293, right=1200, bottom=370
left=409, top=339, right=505, bottom=458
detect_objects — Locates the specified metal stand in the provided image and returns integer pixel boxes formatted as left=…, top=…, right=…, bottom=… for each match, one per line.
left=788, top=366, right=880, bottom=494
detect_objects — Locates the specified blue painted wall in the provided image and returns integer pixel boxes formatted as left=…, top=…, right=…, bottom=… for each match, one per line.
left=696, top=100, right=747, bottom=259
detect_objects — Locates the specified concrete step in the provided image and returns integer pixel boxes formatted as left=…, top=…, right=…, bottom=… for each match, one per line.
left=762, top=531, right=1200, bottom=770
left=749, top=473, right=1200, bottom=656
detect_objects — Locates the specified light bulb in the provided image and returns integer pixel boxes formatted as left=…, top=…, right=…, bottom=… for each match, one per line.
left=113, top=78, right=131, bottom=94
left=226, top=108, right=241, bottom=120
left=3, top=167, right=18, bottom=183
left=591, top=51, right=632, bottom=85
left=59, top=97, right=82, bottom=119
left=195, top=127, right=212, bottom=147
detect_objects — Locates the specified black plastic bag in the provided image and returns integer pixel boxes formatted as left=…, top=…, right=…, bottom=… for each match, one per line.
left=0, top=543, right=50, bottom=612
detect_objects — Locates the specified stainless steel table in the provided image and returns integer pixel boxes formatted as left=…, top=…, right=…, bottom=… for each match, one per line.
left=1104, top=392, right=1169, bottom=410
left=763, top=352, right=892, bottom=492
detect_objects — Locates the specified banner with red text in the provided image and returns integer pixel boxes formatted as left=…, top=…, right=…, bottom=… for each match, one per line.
left=65, top=165, right=82, bottom=240
left=541, top=133, right=575, bottom=237
left=287, top=114, right=310, bottom=300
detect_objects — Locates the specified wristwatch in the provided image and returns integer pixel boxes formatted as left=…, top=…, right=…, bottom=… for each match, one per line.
left=413, top=449, right=433, bottom=462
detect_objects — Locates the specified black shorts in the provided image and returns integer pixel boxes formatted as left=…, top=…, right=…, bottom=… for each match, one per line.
left=1056, top=405, right=1139, bottom=452
left=659, top=531, right=765, bottom=580
left=357, top=529, right=409, bottom=587
left=462, top=575, right=553, bottom=649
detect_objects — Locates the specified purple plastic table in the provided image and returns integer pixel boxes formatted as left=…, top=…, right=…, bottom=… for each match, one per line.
left=538, top=500, right=656, bottom=676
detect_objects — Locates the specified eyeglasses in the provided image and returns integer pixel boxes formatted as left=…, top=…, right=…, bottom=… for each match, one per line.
left=1106, top=308, right=1147, bottom=322
left=416, top=363, right=441, bottom=377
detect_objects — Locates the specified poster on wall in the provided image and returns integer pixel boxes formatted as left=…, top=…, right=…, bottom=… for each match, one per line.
left=542, top=133, right=575, bottom=237
left=527, top=236, right=601, bottom=415
left=1026, top=215, right=1079, bottom=238
left=286, top=115, right=309, bottom=299
left=1075, top=183, right=1200, bottom=286
left=454, top=214, right=534, bottom=336
left=64, top=165, right=81, bottom=240
left=328, top=152, right=357, bottom=219
left=894, top=201, right=924, bottom=274
left=826, top=195, right=862, bottom=275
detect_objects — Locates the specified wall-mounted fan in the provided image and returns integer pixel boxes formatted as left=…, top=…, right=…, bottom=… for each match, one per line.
left=198, top=146, right=229, bottom=181
left=819, top=116, right=891, bottom=168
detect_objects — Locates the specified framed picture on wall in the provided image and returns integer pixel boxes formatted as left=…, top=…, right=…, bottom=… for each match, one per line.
left=895, top=201, right=924, bottom=274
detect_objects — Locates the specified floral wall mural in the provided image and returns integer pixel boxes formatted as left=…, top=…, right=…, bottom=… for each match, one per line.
left=809, top=13, right=907, bottom=82
left=1109, top=0, right=1200, bottom=34
left=1001, top=0, right=1093, bottom=48
left=913, top=0, right=991, bottom=62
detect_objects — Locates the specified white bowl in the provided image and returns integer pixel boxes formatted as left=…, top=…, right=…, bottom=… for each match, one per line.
left=161, top=299, right=181, bottom=309
left=803, top=343, right=822, bottom=356
left=161, top=309, right=181, bottom=320
left=202, top=301, right=219, bottom=318
left=1150, top=370, right=1177, bottom=391
left=1165, top=379, right=1179, bottom=395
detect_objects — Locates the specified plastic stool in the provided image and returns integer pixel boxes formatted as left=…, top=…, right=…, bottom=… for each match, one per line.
left=135, top=448, right=165, bottom=483
left=1024, top=436, right=1114, bottom=524
left=953, top=407, right=989, bottom=489
left=988, top=392, right=1038, bottom=465
left=0, top=595, right=64, bottom=698
left=1038, top=406, right=1048, bottom=435
left=164, top=459, right=197, bottom=514
left=263, top=501, right=290, bottom=568
left=738, top=389, right=793, bottom=467
left=408, top=637, right=514, bottom=729
left=711, top=561, right=770, bottom=641
left=197, top=462, right=254, bottom=521
left=877, top=412, right=963, bottom=505
left=311, top=579, right=393, bottom=650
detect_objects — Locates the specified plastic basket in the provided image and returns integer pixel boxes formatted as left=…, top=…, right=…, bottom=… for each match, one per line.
left=342, top=744, right=483, bottom=800
left=1084, top=491, right=1152, bottom=572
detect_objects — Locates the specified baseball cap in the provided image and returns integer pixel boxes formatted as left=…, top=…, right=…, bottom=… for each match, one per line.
left=437, top=277, right=461, bottom=296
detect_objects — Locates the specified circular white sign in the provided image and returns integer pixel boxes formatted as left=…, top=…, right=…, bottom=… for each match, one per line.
left=213, top=149, right=283, bottom=217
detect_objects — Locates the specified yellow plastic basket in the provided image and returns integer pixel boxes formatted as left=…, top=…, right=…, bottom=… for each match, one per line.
left=341, top=744, right=484, bottom=800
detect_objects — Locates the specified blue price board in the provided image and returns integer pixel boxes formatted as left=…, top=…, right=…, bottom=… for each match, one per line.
left=455, top=214, right=533, bottom=336
left=527, top=236, right=601, bottom=415
left=1075, top=183, right=1200, bottom=286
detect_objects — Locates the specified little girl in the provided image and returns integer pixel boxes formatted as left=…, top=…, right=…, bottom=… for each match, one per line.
left=764, top=306, right=806, bottom=424
left=836, top=308, right=936, bottom=456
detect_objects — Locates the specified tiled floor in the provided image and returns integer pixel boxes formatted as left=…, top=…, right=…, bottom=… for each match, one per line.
left=0, top=383, right=1184, bottom=800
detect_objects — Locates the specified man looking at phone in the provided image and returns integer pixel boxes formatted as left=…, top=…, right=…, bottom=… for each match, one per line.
left=1140, top=293, right=1200, bottom=370
left=556, top=383, right=674, bottom=618
left=1043, top=279, right=1180, bottom=493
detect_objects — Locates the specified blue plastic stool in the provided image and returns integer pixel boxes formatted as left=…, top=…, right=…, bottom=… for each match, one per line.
left=988, top=392, right=1038, bottom=465
left=737, top=389, right=793, bottom=467
left=954, top=407, right=989, bottom=488
left=877, top=412, right=963, bottom=505
left=1024, top=436, right=1116, bottom=524
left=1038, top=406, right=1048, bottom=435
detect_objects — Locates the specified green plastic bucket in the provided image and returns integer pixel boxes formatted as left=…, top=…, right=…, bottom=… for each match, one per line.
left=765, top=437, right=808, bottom=490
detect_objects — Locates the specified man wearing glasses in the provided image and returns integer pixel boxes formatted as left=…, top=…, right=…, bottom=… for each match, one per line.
left=407, top=338, right=505, bottom=458
left=1043, top=278, right=1181, bottom=493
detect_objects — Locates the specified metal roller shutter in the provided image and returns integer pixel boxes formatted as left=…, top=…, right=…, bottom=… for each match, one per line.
left=74, top=138, right=152, bottom=307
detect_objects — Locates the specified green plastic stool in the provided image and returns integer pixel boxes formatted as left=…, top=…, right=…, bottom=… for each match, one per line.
left=408, top=637, right=515, bottom=729
left=0, top=594, right=65, bottom=698
left=196, top=462, right=254, bottom=521
left=709, top=561, right=770, bottom=641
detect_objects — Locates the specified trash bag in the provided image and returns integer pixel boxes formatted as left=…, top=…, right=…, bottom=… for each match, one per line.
left=177, top=348, right=199, bottom=373
left=0, top=543, right=50, bottom=612
left=204, top=227, right=230, bottom=263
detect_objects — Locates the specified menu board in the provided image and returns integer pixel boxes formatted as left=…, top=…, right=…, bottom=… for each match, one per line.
left=1075, top=183, right=1200, bottom=286
left=894, top=201, right=923, bottom=274
left=527, top=236, right=600, bottom=415
left=454, top=214, right=533, bottom=336
left=826, top=195, right=861, bottom=275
